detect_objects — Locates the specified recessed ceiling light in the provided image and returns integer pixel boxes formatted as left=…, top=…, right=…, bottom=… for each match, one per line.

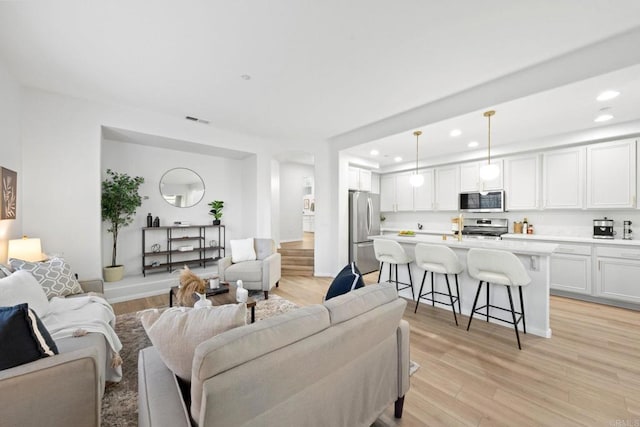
left=240, top=74, right=251, bottom=80
left=394, top=156, right=402, bottom=162
left=596, top=90, right=620, bottom=101
left=467, top=141, right=478, bottom=148
left=594, top=114, right=614, bottom=123
left=450, top=129, right=462, bottom=137
left=370, top=149, right=379, bottom=156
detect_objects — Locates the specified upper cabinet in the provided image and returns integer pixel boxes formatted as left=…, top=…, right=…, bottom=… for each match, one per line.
left=348, top=167, right=372, bottom=192
left=434, top=165, right=459, bottom=211
left=414, top=170, right=435, bottom=211
left=586, top=139, right=636, bottom=209
left=542, top=147, right=585, bottom=209
left=459, top=160, right=503, bottom=192
left=504, top=154, right=540, bottom=210
left=380, top=172, right=413, bottom=212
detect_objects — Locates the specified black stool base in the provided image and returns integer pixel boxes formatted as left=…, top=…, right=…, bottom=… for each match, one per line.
left=414, top=271, right=460, bottom=326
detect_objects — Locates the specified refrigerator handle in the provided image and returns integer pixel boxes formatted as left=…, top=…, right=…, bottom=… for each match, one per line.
left=367, top=197, right=373, bottom=235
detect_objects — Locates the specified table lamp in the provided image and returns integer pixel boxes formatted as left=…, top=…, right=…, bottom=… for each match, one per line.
left=7, top=236, right=47, bottom=262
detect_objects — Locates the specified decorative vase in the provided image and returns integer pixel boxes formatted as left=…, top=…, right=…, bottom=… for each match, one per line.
left=147, top=213, right=153, bottom=227
left=236, top=280, right=248, bottom=303
left=212, top=219, right=221, bottom=225
left=194, top=293, right=212, bottom=309
left=153, top=217, right=160, bottom=227
left=209, top=276, right=220, bottom=289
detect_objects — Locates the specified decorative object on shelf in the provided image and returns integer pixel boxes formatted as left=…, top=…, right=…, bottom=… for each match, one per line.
left=159, top=167, right=205, bottom=208
left=479, top=110, right=500, bottom=182
left=1, top=167, right=17, bottom=220
left=177, top=245, right=194, bottom=252
left=208, top=200, right=224, bottom=225
left=209, top=275, right=220, bottom=289
left=101, top=169, right=144, bottom=282
left=176, top=266, right=206, bottom=306
left=151, top=244, right=161, bottom=253
left=173, top=221, right=190, bottom=226
left=380, top=215, right=386, bottom=222
left=153, top=216, right=160, bottom=227
left=146, top=213, right=153, bottom=228
left=236, top=280, right=248, bottom=303
left=194, top=293, right=213, bottom=309
left=409, top=131, right=424, bottom=187
left=151, top=261, right=160, bottom=267
left=209, top=240, right=217, bottom=248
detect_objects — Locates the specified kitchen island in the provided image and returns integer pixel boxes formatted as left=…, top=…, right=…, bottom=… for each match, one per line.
left=371, top=234, right=557, bottom=338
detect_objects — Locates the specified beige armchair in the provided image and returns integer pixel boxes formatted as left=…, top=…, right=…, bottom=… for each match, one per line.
left=218, top=238, right=281, bottom=299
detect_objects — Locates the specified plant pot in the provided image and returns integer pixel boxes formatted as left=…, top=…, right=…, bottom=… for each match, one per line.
left=212, top=220, right=221, bottom=225
left=103, top=265, right=124, bottom=282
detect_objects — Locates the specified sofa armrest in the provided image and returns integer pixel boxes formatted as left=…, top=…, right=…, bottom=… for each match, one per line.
left=79, top=278, right=104, bottom=294
left=397, top=319, right=410, bottom=398
left=218, top=256, right=232, bottom=281
left=261, top=252, right=281, bottom=291
left=0, top=347, right=101, bottom=427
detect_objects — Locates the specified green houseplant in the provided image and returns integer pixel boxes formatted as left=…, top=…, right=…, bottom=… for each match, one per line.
left=101, top=169, right=144, bottom=282
left=208, top=200, right=224, bottom=225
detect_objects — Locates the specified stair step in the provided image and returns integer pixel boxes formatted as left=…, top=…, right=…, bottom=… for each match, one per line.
left=278, top=248, right=314, bottom=257
left=280, top=256, right=314, bottom=266
left=282, top=265, right=314, bottom=276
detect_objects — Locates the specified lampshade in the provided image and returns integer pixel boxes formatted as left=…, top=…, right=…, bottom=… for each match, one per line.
left=7, top=236, right=46, bottom=262
left=410, top=130, right=424, bottom=188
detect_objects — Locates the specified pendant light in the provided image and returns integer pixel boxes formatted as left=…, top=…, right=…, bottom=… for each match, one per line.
left=479, top=110, right=500, bottom=181
left=409, top=130, right=424, bottom=187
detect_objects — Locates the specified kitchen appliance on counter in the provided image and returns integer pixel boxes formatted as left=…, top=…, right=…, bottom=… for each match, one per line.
left=624, top=220, right=633, bottom=240
left=459, top=190, right=506, bottom=213
left=349, top=190, right=380, bottom=274
left=593, top=217, right=615, bottom=239
left=462, top=218, right=508, bottom=240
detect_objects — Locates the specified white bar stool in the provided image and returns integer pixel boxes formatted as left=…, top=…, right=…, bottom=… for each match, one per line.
left=466, top=248, right=531, bottom=349
left=374, top=239, right=415, bottom=300
left=413, top=243, right=463, bottom=326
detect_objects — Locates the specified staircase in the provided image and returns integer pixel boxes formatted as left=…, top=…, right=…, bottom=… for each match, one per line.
left=279, top=247, right=314, bottom=277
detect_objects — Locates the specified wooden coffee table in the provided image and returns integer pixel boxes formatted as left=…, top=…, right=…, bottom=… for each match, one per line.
left=169, top=283, right=257, bottom=323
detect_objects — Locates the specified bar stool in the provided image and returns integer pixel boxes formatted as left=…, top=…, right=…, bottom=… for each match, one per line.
left=374, top=239, right=415, bottom=300
left=466, top=248, right=531, bottom=350
left=413, top=243, right=463, bottom=326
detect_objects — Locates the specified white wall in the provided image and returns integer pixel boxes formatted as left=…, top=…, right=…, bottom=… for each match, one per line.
left=101, top=139, right=245, bottom=276
left=279, top=162, right=314, bottom=242
left=0, top=59, right=22, bottom=262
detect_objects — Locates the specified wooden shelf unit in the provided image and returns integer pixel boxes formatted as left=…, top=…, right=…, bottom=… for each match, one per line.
left=141, top=224, right=225, bottom=276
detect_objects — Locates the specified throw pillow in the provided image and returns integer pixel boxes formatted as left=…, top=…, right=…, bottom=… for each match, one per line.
left=325, top=262, right=365, bottom=301
left=9, top=257, right=83, bottom=299
left=0, top=303, right=58, bottom=371
left=230, top=238, right=256, bottom=263
left=139, top=304, right=247, bottom=381
left=0, top=270, right=50, bottom=318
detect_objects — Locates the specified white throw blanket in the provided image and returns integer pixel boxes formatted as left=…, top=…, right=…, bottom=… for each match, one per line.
left=42, top=295, right=123, bottom=382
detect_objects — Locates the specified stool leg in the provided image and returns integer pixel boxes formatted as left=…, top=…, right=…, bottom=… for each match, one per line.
left=444, top=274, right=458, bottom=326
left=414, top=271, right=427, bottom=313
left=378, top=262, right=383, bottom=283
left=455, top=274, right=462, bottom=314
left=394, top=264, right=399, bottom=292
left=467, top=281, right=483, bottom=331
left=430, top=271, right=435, bottom=306
left=389, top=263, right=392, bottom=283
left=506, top=286, right=522, bottom=350
left=486, top=280, right=491, bottom=322
left=407, top=264, right=414, bottom=301
left=519, top=286, right=527, bottom=334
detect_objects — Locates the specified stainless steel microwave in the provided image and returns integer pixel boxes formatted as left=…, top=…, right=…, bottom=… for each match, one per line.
left=459, top=190, right=506, bottom=213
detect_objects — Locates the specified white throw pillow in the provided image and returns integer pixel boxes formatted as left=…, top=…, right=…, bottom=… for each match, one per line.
left=0, top=271, right=50, bottom=317
left=230, top=238, right=256, bottom=263
left=9, top=257, right=83, bottom=299
left=139, top=304, right=246, bottom=381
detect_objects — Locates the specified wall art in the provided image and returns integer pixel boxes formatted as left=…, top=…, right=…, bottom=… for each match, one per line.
left=1, top=167, right=17, bottom=220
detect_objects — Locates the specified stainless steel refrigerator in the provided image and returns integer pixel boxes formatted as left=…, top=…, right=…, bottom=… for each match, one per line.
left=349, top=190, right=381, bottom=274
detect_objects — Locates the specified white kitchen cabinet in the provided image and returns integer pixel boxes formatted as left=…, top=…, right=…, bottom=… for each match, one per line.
left=586, top=139, right=636, bottom=209
left=380, top=174, right=396, bottom=211
left=504, top=154, right=540, bottom=210
left=395, top=173, right=414, bottom=211
left=379, top=172, right=413, bottom=212
left=542, top=147, right=585, bottom=209
left=595, top=246, right=640, bottom=304
left=434, top=165, right=459, bottom=211
left=550, top=244, right=592, bottom=295
left=413, top=169, right=434, bottom=211
left=459, top=160, right=503, bottom=192
left=348, top=167, right=372, bottom=191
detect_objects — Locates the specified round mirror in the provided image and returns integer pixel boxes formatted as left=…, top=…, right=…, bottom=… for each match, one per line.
left=159, top=168, right=205, bottom=208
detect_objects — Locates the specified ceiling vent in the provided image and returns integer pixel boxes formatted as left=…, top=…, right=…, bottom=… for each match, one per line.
left=185, top=116, right=210, bottom=125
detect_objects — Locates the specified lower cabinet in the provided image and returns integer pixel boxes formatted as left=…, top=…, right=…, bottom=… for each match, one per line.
left=550, top=244, right=592, bottom=295
left=596, top=246, right=640, bottom=304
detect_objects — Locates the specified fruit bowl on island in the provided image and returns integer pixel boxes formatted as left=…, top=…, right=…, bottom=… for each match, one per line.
left=398, top=230, right=416, bottom=236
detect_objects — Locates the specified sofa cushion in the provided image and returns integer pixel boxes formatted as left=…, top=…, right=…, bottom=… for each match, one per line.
left=230, top=238, right=256, bottom=263
left=0, top=270, right=50, bottom=317
left=323, top=282, right=398, bottom=325
left=9, top=257, right=83, bottom=299
left=254, top=238, right=275, bottom=261
left=140, top=304, right=246, bottom=381
left=325, top=262, right=365, bottom=301
left=224, top=260, right=263, bottom=283
left=0, top=303, right=58, bottom=370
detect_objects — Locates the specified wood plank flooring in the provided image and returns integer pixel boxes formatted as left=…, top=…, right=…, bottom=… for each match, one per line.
left=113, top=273, right=640, bottom=426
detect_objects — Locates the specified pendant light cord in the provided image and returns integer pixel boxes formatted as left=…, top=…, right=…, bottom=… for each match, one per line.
left=413, top=130, right=422, bottom=174
left=484, top=110, right=495, bottom=165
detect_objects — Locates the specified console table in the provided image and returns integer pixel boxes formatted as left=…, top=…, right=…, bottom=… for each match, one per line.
left=141, top=224, right=225, bottom=276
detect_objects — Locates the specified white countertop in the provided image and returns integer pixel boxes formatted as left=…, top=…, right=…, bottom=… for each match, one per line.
left=371, top=234, right=558, bottom=256
left=381, top=227, right=451, bottom=235
left=502, top=233, right=640, bottom=247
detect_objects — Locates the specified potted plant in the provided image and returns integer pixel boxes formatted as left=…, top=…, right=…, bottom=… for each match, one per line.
left=208, top=200, right=224, bottom=225
left=101, top=169, right=144, bottom=282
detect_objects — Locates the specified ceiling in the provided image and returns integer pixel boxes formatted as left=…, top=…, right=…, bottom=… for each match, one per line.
left=1, top=1, right=640, bottom=163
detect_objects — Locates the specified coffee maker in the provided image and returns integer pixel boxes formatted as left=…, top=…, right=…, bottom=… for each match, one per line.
left=623, top=220, right=633, bottom=240
left=593, top=217, right=614, bottom=239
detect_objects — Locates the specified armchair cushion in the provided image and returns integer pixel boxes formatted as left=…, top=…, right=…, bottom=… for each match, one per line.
left=230, top=238, right=256, bottom=263
left=224, top=261, right=263, bottom=283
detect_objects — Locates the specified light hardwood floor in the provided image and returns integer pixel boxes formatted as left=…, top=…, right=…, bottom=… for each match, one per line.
left=113, top=274, right=640, bottom=426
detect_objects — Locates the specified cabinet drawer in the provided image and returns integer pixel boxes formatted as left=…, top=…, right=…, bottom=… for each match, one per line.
left=554, top=244, right=592, bottom=256
left=596, top=246, right=640, bottom=259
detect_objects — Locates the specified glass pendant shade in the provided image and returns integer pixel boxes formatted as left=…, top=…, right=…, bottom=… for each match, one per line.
left=409, top=173, right=424, bottom=187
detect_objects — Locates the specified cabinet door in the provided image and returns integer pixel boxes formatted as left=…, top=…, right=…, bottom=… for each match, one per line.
left=543, top=147, right=585, bottom=209
left=414, top=169, right=434, bottom=211
left=597, top=257, right=640, bottom=303
left=348, top=167, right=360, bottom=190
left=359, top=169, right=372, bottom=192
left=380, top=175, right=396, bottom=212
left=435, top=166, right=459, bottom=210
left=505, top=154, right=540, bottom=210
left=395, top=173, right=414, bottom=211
left=587, top=139, right=636, bottom=208
left=551, top=254, right=591, bottom=294
left=460, top=163, right=480, bottom=192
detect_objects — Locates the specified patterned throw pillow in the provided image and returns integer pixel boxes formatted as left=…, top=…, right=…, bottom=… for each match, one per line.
left=325, top=262, right=365, bottom=301
left=9, top=257, right=83, bottom=299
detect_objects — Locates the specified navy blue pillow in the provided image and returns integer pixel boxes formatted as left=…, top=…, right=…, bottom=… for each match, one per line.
left=0, top=303, right=58, bottom=371
left=325, top=262, right=365, bottom=301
